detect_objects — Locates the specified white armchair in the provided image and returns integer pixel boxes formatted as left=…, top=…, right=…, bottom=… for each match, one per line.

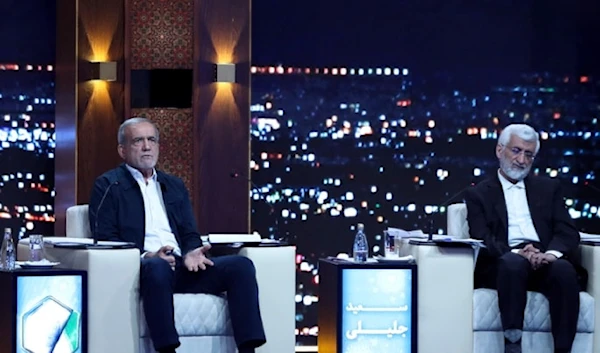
left=445, top=203, right=600, bottom=353
left=18, top=205, right=296, bottom=353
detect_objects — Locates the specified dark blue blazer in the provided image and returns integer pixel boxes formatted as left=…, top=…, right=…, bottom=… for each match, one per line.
left=88, top=164, right=202, bottom=255
left=464, top=174, right=580, bottom=261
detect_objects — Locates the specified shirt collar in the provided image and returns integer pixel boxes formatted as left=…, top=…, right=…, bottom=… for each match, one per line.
left=497, top=169, right=525, bottom=191
left=125, top=164, right=157, bottom=183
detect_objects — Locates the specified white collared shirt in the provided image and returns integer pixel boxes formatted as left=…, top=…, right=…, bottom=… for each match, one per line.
left=498, top=170, right=562, bottom=258
left=126, top=164, right=182, bottom=256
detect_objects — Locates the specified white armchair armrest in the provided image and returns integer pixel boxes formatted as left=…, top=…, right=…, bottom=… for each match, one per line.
left=239, top=245, right=296, bottom=353
left=580, top=243, right=600, bottom=352
left=397, top=240, right=474, bottom=353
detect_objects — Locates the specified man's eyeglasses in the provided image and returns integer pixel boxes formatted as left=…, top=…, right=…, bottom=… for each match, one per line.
left=506, top=145, right=535, bottom=160
left=130, top=136, right=159, bottom=147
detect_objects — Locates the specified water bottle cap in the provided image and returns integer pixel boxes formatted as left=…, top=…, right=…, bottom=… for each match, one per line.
left=357, top=223, right=364, bottom=230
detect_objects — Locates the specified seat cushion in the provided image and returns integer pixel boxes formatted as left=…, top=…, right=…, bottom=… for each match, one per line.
left=473, top=288, right=594, bottom=332
left=140, top=293, right=233, bottom=337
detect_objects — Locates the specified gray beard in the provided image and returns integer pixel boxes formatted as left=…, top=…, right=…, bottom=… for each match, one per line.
left=500, top=158, right=531, bottom=181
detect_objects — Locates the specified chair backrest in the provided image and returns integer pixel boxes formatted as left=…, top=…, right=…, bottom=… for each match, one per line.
left=447, top=203, right=470, bottom=239
left=66, top=204, right=93, bottom=238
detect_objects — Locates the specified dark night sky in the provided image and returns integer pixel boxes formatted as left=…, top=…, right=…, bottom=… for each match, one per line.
left=252, top=0, right=600, bottom=75
left=0, top=0, right=55, bottom=62
left=0, top=0, right=596, bottom=74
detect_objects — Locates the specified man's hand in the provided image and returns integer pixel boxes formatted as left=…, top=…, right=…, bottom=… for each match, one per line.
left=183, top=244, right=214, bottom=272
left=530, top=252, right=557, bottom=270
left=146, top=245, right=176, bottom=268
left=517, top=243, right=540, bottom=260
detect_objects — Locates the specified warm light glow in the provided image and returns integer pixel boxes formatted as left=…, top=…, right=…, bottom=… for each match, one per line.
left=90, top=80, right=109, bottom=91
left=215, top=82, right=233, bottom=90
left=80, top=79, right=116, bottom=137
left=208, top=80, right=237, bottom=126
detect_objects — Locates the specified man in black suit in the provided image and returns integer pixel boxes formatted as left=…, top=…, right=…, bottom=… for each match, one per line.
left=464, top=124, right=584, bottom=353
left=89, top=117, right=266, bottom=353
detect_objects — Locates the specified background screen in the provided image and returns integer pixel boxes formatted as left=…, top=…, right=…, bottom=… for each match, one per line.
left=341, top=268, right=415, bottom=353
left=17, top=275, right=84, bottom=353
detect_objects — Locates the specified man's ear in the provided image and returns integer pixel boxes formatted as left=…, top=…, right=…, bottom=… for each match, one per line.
left=495, top=144, right=503, bottom=159
left=117, top=145, right=124, bottom=159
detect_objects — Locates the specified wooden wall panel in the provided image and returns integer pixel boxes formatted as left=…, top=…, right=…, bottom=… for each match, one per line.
left=55, top=0, right=125, bottom=234
left=76, top=0, right=126, bottom=205
left=54, top=0, right=78, bottom=236
left=194, top=0, right=251, bottom=233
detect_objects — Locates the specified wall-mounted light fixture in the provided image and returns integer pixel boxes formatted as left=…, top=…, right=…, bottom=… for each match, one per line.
left=215, top=63, right=235, bottom=83
left=89, top=61, right=117, bottom=81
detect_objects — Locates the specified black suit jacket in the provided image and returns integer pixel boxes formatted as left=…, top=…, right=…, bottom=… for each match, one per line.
left=88, top=164, right=202, bottom=255
left=464, top=174, right=581, bottom=263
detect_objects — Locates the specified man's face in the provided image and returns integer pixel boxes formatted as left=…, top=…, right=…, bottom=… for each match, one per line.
left=118, top=122, right=159, bottom=173
left=496, top=135, right=536, bottom=182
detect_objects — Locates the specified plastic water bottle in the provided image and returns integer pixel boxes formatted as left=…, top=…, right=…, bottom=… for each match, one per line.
left=1, top=228, right=15, bottom=271
left=353, top=223, right=368, bottom=262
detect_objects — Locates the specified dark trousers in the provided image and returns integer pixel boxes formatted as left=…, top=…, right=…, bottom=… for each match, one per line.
left=475, top=251, right=580, bottom=352
left=140, top=255, right=266, bottom=352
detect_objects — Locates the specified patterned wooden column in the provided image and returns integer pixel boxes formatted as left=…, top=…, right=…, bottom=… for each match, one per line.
left=128, top=0, right=195, bottom=190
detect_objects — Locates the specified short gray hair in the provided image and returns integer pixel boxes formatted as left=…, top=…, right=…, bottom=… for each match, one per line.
left=117, top=117, right=160, bottom=145
left=498, top=124, right=540, bottom=153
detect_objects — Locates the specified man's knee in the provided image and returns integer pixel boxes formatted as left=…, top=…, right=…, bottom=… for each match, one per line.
left=141, top=257, right=174, bottom=284
left=223, top=255, right=256, bottom=277
left=498, top=252, right=530, bottom=274
left=548, top=259, right=577, bottom=284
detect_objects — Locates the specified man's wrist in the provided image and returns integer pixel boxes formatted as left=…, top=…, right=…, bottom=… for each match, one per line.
left=545, top=250, right=562, bottom=259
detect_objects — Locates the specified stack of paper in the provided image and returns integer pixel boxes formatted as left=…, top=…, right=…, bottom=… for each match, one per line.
left=208, top=233, right=261, bottom=244
left=580, top=232, right=600, bottom=242
left=386, top=227, right=426, bottom=238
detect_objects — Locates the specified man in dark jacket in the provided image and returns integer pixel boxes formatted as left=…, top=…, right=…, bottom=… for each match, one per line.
left=464, top=124, right=584, bottom=353
left=89, top=117, right=265, bottom=353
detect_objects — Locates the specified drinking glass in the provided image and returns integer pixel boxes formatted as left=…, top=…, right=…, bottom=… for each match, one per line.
left=384, top=230, right=397, bottom=258
left=29, top=234, right=45, bottom=262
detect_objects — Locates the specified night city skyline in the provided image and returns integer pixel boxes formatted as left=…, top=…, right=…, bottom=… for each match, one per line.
left=250, top=0, right=600, bottom=345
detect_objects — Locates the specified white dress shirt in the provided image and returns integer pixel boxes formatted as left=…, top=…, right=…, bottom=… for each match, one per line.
left=498, top=170, right=562, bottom=258
left=126, top=165, right=182, bottom=257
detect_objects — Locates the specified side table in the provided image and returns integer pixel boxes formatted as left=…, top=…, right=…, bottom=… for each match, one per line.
left=318, top=258, right=418, bottom=353
left=0, top=268, right=88, bottom=353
